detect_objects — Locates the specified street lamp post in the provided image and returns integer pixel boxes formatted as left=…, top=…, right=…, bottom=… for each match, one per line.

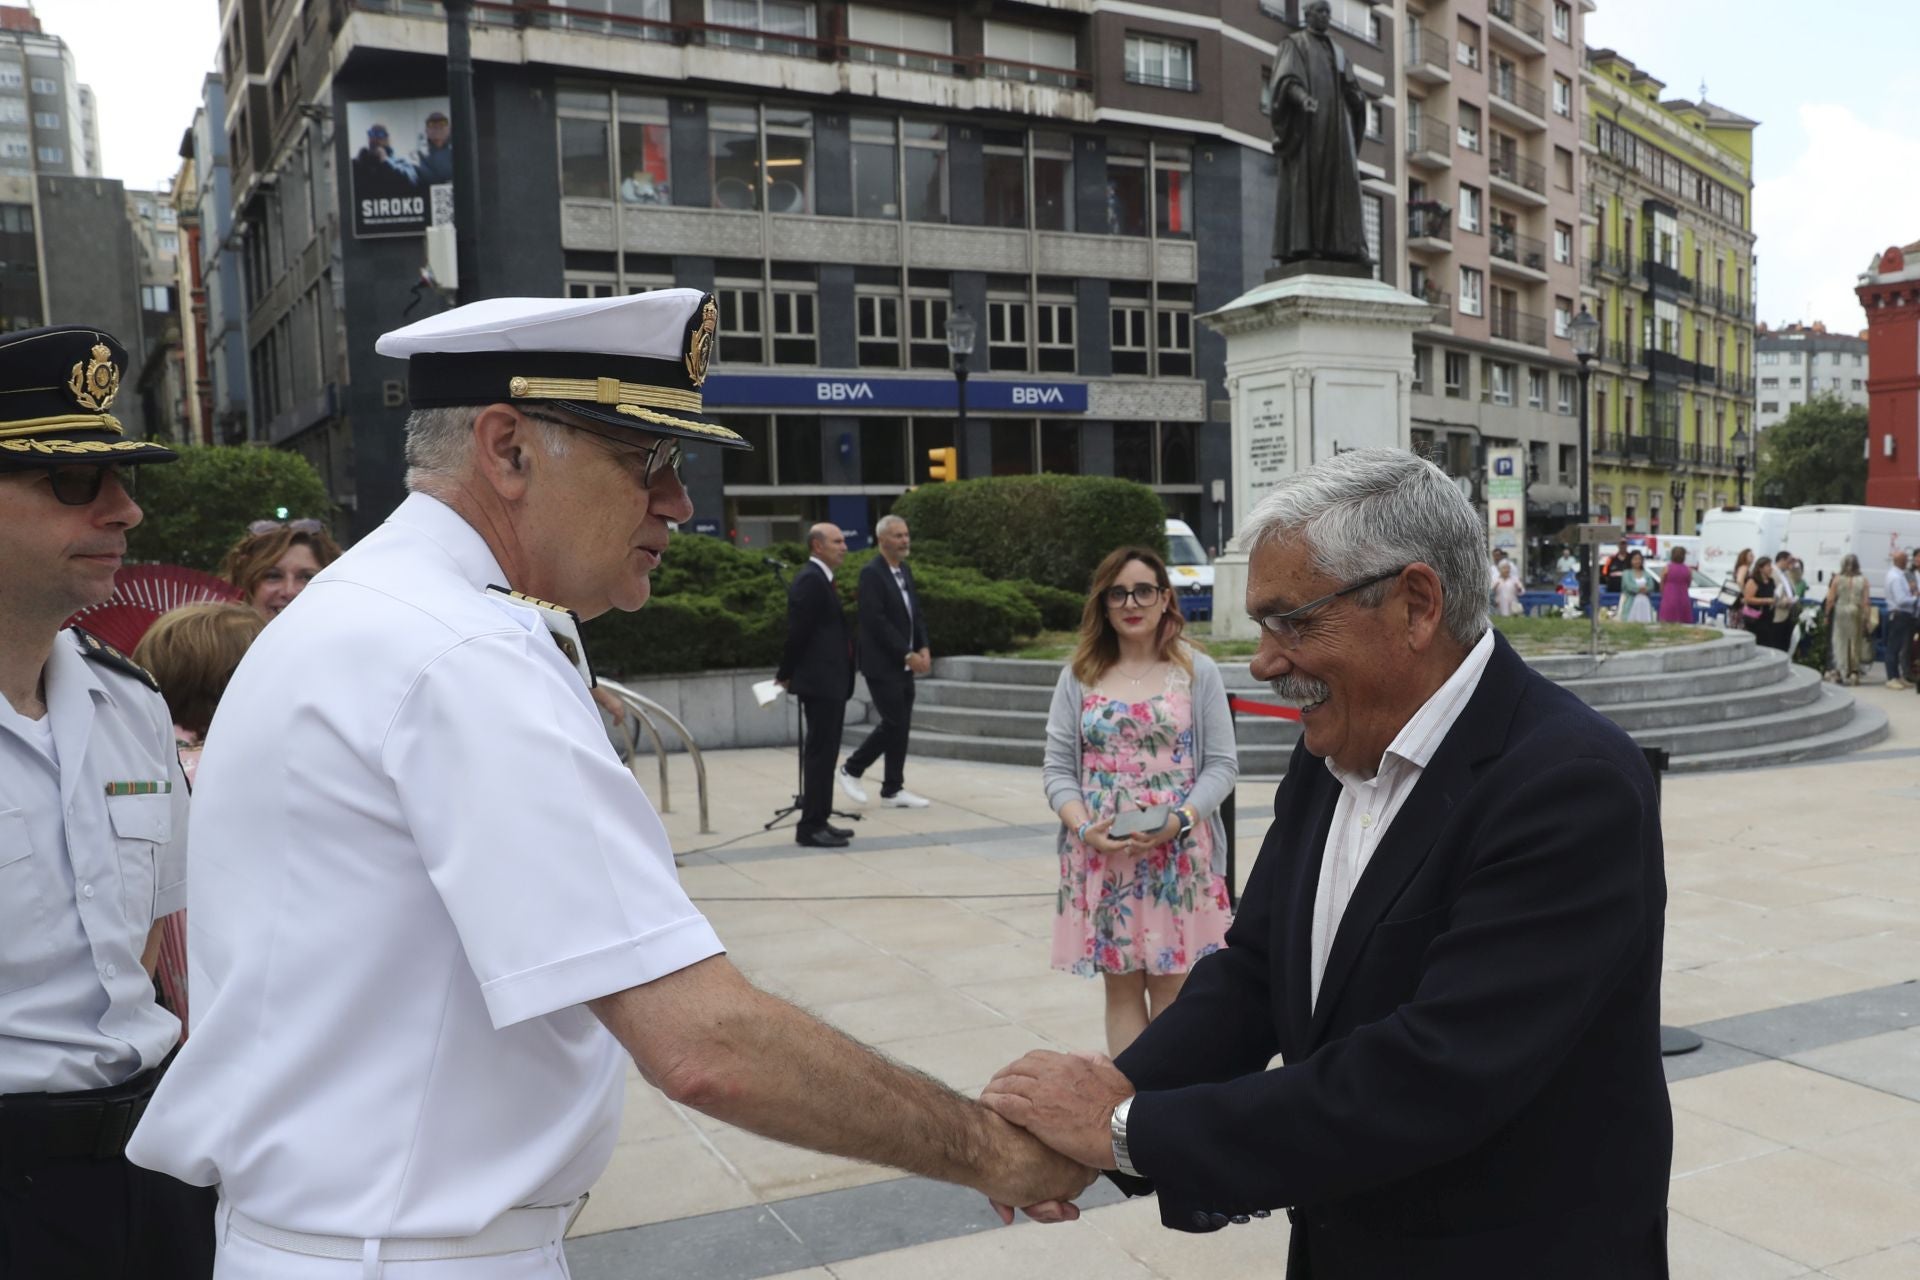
left=1730, top=425, right=1750, bottom=507
left=945, top=307, right=978, bottom=478
left=444, top=0, right=483, bottom=300
left=1568, top=306, right=1600, bottom=640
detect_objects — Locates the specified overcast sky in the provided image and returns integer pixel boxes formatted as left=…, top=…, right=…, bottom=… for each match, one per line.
left=34, top=0, right=1914, bottom=331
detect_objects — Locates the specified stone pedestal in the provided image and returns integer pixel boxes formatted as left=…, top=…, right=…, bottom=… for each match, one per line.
left=1202, top=274, right=1434, bottom=639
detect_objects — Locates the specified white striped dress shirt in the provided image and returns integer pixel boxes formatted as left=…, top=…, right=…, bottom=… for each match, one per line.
left=1310, top=629, right=1496, bottom=1010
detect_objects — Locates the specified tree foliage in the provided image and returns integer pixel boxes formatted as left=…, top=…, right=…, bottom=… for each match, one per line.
left=1755, top=396, right=1867, bottom=508
left=126, top=446, right=336, bottom=571
left=889, top=474, right=1169, bottom=593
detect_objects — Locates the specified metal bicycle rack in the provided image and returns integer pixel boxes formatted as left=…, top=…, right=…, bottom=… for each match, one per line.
left=597, top=680, right=712, bottom=835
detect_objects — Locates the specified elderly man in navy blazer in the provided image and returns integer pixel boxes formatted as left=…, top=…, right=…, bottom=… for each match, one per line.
left=984, top=448, right=1672, bottom=1278
left=838, top=514, right=932, bottom=810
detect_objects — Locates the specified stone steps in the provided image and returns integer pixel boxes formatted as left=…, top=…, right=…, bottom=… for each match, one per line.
left=917, top=631, right=1886, bottom=775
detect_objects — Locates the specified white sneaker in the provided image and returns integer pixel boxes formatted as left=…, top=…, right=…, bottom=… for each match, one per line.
left=881, top=789, right=930, bottom=808
left=836, top=767, right=869, bottom=805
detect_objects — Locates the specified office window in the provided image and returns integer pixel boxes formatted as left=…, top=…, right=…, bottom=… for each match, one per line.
left=982, top=128, right=1026, bottom=229
left=850, top=116, right=898, bottom=219
left=771, top=287, right=816, bottom=364
left=1457, top=20, right=1480, bottom=69
left=981, top=20, right=1079, bottom=84
left=1759, top=350, right=1777, bottom=364
left=0, top=100, right=22, bottom=123
left=1553, top=75, right=1571, bottom=118
left=717, top=282, right=764, bottom=362
left=1528, top=368, right=1546, bottom=409
left=1035, top=299, right=1075, bottom=373
left=1041, top=421, right=1079, bottom=474
left=0, top=136, right=28, bottom=159
left=705, top=0, right=815, bottom=55
left=1788, top=376, right=1801, bottom=388
left=907, top=289, right=950, bottom=368
left=844, top=4, right=951, bottom=70
left=1760, top=376, right=1778, bottom=388
left=1113, top=422, right=1153, bottom=482
left=902, top=120, right=947, bottom=222
left=617, top=95, right=671, bottom=205
left=1124, top=34, right=1196, bottom=90
left=710, top=104, right=762, bottom=210
left=0, top=67, right=20, bottom=89
left=1155, top=142, right=1191, bottom=237
left=29, top=77, right=55, bottom=95
left=1552, top=1, right=1571, bottom=41
left=564, top=276, right=617, bottom=299
left=1107, top=138, right=1147, bottom=236
left=1458, top=184, right=1481, bottom=233
left=549, top=0, right=671, bottom=36
left=1760, top=401, right=1779, bottom=414
left=31, top=111, right=56, bottom=129
left=1554, top=297, right=1572, bottom=339
left=987, top=298, right=1029, bottom=372
left=1557, top=374, right=1575, bottom=414
left=35, top=145, right=60, bottom=164
left=1458, top=103, right=1481, bottom=152
left=992, top=420, right=1036, bottom=475
left=856, top=292, right=902, bottom=366
left=1156, top=307, right=1192, bottom=377
left=859, top=417, right=910, bottom=485
left=763, top=107, right=813, bottom=214
left=1032, top=130, right=1074, bottom=232
left=1111, top=304, right=1148, bottom=375
left=1459, top=266, right=1483, bottom=316
left=1444, top=350, right=1468, bottom=397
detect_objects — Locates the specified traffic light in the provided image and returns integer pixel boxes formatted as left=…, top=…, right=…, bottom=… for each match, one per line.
left=927, top=446, right=958, bottom=483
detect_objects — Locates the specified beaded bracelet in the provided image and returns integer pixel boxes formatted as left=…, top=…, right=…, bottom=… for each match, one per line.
left=1076, top=818, right=1094, bottom=843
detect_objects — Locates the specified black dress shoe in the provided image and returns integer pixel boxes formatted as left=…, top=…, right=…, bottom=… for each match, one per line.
left=826, top=823, right=855, bottom=838
left=796, top=828, right=850, bottom=848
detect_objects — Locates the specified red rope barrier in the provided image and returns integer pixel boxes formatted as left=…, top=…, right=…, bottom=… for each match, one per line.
left=1227, top=695, right=1302, bottom=721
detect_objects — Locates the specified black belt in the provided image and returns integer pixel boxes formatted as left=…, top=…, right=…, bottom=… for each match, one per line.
left=0, top=1065, right=162, bottom=1171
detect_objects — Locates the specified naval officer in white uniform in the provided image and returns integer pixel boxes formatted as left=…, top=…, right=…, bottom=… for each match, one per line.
left=128, top=290, right=1091, bottom=1278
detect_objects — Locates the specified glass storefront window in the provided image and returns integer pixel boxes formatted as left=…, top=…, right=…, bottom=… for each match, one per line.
left=1155, top=143, right=1192, bottom=238
left=982, top=128, right=1025, bottom=229
left=710, top=104, right=761, bottom=210
left=764, top=107, right=812, bottom=214
left=903, top=120, right=947, bottom=222
left=1032, top=131, right=1074, bottom=232
left=721, top=414, right=773, bottom=485
left=1159, top=422, right=1197, bottom=484
left=1040, top=422, right=1078, bottom=474
left=851, top=116, right=898, bottom=219
left=1107, top=138, right=1147, bottom=237
left=1113, top=422, right=1154, bottom=483
left=991, top=420, right=1035, bottom=475
left=616, top=96, right=671, bottom=205
left=859, top=417, right=909, bottom=485
left=559, top=117, right=611, bottom=199
left=778, top=415, right=823, bottom=484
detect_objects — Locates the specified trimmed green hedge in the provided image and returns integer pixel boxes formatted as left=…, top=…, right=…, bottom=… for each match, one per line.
left=126, top=445, right=335, bottom=570
left=889, top=474, right=1167, bottom=593
left=583, top=534, right=1051, bottom=675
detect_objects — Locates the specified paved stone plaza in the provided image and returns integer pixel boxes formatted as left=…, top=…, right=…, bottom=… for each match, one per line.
left=565, top=681, right=1920, bottom=1280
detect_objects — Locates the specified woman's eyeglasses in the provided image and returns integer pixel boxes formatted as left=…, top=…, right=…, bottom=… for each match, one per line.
left=46, top=465, right=135, bottom=506
left=1104, top=584, right=1166, bottom=609
left=248, top=518, right=325, bottom=536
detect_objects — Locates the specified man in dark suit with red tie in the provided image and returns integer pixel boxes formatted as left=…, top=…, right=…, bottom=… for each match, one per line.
left=776, top=523, right=855, bottom=847
left=839, top=514, right=931, bottom=810
left=982, top=449, right=1672, bottom=1278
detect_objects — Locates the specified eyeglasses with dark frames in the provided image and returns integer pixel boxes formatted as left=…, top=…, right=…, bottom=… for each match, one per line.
left=1254, top=565, right=1410, bottom=649
left=522, top=409, right=684, bottom=487
left=1103, top=583, right=1166, bottom=609
left=45, top=465, right=136, bottom=507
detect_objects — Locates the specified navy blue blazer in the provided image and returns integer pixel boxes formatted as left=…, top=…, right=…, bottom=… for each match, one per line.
left=1112, top=631, right=1672, bottom=1279
left=855, top=556, right=928, bottom=684
left=775, top=563, right=853, bottom=701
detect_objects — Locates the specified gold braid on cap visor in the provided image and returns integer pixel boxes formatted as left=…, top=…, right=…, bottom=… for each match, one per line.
left=0, top=413, right=125, bottom=438
left=508, top=375, right=704, bottom=414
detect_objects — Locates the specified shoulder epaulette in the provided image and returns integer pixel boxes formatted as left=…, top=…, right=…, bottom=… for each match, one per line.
left=72, top=627, right=161, bottom=692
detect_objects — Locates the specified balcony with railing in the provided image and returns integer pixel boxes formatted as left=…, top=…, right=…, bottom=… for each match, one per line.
left=1593, top=430, right=1625, bottom=460
left=1489, top=226, right=1548, bottom=277
left=1488, top=0, right=1548, bottom=53
left=1491, top=308, right=1549, bottom=348
left=1488, top=150, right=1547, bottom=203
left=1414, top=283, right=1453, bottom=328
left=1407, top=204, right=1453, bottom=249
left=1405, top=23, right=1452, bottom=84
left=1639, top=248, right=1694, bottom=297
left=1489, top=69, right=1549, bottom=130
left=1590, top=246, right=1631, bottom=279
left=1406, top=114, right=1452, bottom=170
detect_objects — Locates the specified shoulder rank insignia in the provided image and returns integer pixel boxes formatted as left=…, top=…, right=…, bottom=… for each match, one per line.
left=484, top=585, right=596, bottom=690
left=71, top=627, right=161, bottom=691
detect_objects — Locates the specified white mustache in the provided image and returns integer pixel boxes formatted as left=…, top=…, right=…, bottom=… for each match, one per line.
left=1269, top=674, right=1330, bottom=705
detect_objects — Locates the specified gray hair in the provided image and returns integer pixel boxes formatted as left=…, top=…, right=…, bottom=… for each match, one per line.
left=403, top=404, right=570, bottom=494
left=1241, top=448, right=1489, bottom=647
left=875, top=514, right=907, bottom=537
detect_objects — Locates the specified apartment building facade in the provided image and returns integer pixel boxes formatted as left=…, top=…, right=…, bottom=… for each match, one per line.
left=0, top=4, right=97, bottom=179
left=1856, top=242, right=1920, bottom=510
left=216, top=0, right=1407, bottom=549
left=1754, top=322, right=1868, bottom=431
left=1581, top=49, right=1756, bottom=537
left=1400, top=0, right=1587, bottom=574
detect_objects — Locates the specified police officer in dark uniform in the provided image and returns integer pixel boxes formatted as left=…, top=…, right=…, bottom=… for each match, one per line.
left=0, top=325, right=214, bottom=1277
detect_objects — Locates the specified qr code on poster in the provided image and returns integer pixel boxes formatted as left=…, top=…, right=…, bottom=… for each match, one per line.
left=430, top=183, right=455, bottom=227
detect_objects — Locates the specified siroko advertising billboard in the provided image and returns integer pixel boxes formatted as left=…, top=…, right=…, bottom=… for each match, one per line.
left=346, top=97, right=454, bottom=238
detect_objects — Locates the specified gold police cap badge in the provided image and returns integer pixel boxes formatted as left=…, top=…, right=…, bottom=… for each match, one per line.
left=68, top=343, right=121, bottom=413
left=685, top=295, right=717, bottom=388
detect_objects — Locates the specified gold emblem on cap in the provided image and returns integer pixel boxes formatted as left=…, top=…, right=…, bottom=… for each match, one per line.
left=686, top=296, right=718, bottom=388
left=508, top=376, right=530, bottom=397
left=68, top=344, right=121, bottom=413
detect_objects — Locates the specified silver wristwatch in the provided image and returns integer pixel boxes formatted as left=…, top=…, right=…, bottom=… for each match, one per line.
left=1109, top=1096, right=1140, bottom=1176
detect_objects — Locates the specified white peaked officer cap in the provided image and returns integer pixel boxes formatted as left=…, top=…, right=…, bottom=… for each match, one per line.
left=375, top=288, right=749, bottom=449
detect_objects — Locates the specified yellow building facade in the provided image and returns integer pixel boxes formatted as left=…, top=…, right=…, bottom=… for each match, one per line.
left=1581, top=50, right=1757, bottom=536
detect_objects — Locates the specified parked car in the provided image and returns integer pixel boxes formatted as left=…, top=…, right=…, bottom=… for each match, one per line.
left=1166, top=519, right=1213, bottom=620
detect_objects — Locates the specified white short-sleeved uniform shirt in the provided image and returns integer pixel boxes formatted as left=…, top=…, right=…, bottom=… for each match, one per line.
left=0, top=631, right=188, bottom=1093
left=127, top=494, right=724, bottom=1238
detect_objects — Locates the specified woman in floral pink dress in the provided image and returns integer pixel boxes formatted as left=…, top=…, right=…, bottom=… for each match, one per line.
left=1043, top=547, right=1238, bottom=1055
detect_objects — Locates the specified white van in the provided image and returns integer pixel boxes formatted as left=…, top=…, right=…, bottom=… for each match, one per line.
left=1693, top=506, right=1790, bottom=605
left=1166, top=519, right=1213, bottom=619
left=1786, top=504, right=1920, bottom=603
